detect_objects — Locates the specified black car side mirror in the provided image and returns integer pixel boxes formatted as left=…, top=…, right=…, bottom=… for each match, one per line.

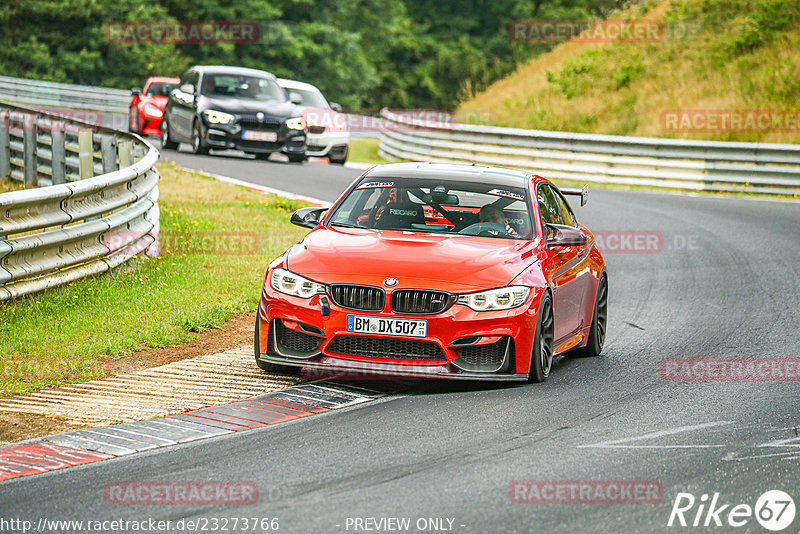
left=545, top=223, right=587, bottom=249
left=131, top=87, right=142, bottom=96
left=329, top=102, right=343, bottom=113
left=291, top=207, right=328, bottom=229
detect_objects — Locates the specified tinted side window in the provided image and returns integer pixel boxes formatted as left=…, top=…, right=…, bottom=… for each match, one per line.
left=537, top=185, right=564, bottom=226
left=551, top=187, right=577, bottom=227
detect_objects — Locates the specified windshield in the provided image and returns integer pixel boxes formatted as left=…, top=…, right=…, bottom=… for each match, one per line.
left=327, top=177, right=534, bottom=239
left=288, top=87, right=329, bottom=108
left=145, top=83, right=177, bottom=97
left=201, top=74, right=286, bottom=102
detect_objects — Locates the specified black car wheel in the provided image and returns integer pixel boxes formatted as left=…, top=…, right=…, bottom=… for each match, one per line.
left=192, top=120, right=209, bottom=155
left=528, top=292, right=554, bottom=383
left=254, top=316, right=300, bottom=375
left=288, top=153, right=305, bottom=163
left=571, top=275, right=607, bottom=357
left=329, top=146, right=348, bottom=165
left=160, top=119, right=178, bottom=149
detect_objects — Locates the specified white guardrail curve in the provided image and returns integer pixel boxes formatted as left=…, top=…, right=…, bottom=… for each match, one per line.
left=378, top=108, right=800, bottom=196
left=0, top=102, right=160, bottom=302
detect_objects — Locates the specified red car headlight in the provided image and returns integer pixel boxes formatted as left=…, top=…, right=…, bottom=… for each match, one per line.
left=270, top=268, right=327, bottom=298
left=455, top=286, right=529, bottom=311
left=143, top=103, right=163, bottom=119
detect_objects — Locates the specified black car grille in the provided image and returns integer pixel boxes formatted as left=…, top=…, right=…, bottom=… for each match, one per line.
left=391, top=290, right=454, bottom=315
left=329, top=285, right=384, bottom=311
left=454, top=338, right=508, bottom=368
left=273, top=320, right=322, bottom=355
left=327, top=335, right=445, bottom=361
left=238, top=116, right=282, bottom=129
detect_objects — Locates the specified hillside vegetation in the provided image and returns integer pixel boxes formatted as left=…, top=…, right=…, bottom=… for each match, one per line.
left=456, top=0, right=800, bottom=143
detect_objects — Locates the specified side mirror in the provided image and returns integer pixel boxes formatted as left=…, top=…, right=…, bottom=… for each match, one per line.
left=289, top=92, right=303, bottom=105
left=291, top=206, right=328, bottom=229
left=329, top=102, right=343, bottom=113
left=131, top=87, right=142, bottom=97
left=545, top=223, right=587, bottom=249
left=179, top=83, right=195, bottom=95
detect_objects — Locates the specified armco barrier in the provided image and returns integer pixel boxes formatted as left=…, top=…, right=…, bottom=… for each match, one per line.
left=0, top=102, right=159, bottom=302
left=378, top=108, right=800, bottom=196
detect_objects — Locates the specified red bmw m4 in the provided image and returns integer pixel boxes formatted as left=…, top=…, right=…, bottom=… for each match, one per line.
left=256, top=162, right=607, bottom=382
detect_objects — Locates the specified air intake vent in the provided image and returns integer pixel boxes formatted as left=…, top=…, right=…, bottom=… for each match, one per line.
left=329, top=285, right=384, bottom=311
left=391, top=290, right=454, bottom=315
left=327, top=335, right=445, bottom=361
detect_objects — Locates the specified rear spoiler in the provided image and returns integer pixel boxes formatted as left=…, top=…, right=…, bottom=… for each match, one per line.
left=559, top=185, right=589, bottom=206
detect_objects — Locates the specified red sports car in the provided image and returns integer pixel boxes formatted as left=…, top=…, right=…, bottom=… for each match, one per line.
left=129, top=76, right=180, bottom=136
left=256, top=162, right=607, bottom=382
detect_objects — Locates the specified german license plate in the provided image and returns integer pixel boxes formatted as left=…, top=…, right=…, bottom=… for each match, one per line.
left=242, top=130, right=278, bottom=142
left=347, top=315, right=427, bottom=338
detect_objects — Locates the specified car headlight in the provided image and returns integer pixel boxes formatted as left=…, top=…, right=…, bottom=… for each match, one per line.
left=143, top=103, right=163, bottom=119
left=285, top=117, right=306, bottom=130
left=204, top=110, right=235, bottom=124
left=270, top=268, right=326, bottom=298
left=456, top=286, right=529, bottom=311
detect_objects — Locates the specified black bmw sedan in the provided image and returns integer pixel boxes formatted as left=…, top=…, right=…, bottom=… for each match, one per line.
left=161, top=65, right=307, bottom=162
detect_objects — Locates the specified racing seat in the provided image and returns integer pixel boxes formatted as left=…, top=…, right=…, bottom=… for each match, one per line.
left=374, top=202, right=424, bottom=230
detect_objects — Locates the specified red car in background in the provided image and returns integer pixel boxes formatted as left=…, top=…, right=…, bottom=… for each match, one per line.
left=129, top=76, right=180, bottom=136
left=256, top=162, right=607, bottom=382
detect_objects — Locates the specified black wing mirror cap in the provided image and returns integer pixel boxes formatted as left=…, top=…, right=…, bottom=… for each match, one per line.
left=545, top=223, right=588, bottom=248
left=291, top=206, right=328, bottom=229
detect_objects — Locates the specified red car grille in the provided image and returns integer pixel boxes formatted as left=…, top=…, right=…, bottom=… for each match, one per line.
left=329, top=285, right=384, bottom=311
left=391, top=289, right=454, bottom=315
left=326, top=335, right=445, bottom=361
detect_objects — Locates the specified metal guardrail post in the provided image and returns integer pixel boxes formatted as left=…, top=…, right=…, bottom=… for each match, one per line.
left=0, top=109, right=9, bottom=178
left=118, top=139, right=132, bottom=168
left=50, top=121, right=66, bottom=185
left=23, top=114, right=38, bottom=188
left=78, top=128, right=93, bottom=179
left=101, top=133, right=117, bottom=174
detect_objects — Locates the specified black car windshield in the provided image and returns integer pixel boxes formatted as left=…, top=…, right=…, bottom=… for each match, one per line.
left=327, top=177, right=534, bottom=239
left=288, top=87, right=329, bottom=108
left=145, top=83, right=177, bottom=97
left=201, top=74, right=286, bottom=102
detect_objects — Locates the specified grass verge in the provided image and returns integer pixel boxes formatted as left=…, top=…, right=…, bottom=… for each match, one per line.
left=0, top=165, right=310, bottom=396
left=348, top=138, right=392, bottom=165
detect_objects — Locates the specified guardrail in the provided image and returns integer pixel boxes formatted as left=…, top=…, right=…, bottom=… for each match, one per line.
left=378, top=109, right=800, bottom=196
left=0, top=102, right=160, bottom=302
left=0, top=75, right=129, bottom=130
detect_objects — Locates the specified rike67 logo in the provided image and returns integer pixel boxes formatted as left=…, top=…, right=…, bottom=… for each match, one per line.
left=668, top=490, right=795, bottom=531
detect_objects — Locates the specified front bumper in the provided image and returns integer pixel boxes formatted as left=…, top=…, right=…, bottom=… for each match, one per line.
left=305, top=131, right=350, bottom=158
left=257, top=282, right=542, bottom=381
left=202, top=120, right=306, bottom=155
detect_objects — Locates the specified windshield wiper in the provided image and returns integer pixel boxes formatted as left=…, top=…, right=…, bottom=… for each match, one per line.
left=329, top=222, right=362, bottom=228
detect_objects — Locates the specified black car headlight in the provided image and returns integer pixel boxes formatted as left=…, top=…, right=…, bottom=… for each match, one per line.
left=285, top=117, right=306, bottom=130
left=456, top=286, right=529, bottom=311
left=271, top=268, right=326, bottom=298
left=204, top=110, right=235, bottom=125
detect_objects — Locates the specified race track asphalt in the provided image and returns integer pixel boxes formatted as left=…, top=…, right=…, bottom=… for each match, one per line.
left=2, top=146, right=798, bottom=534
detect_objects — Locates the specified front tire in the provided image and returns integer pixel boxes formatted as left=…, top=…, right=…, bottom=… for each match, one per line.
left=254, top=316, right=300, bottom=375
left=329, top=146, right=348, bottom=165
left=528, top=292, right=554, bottom=383
left=129, top=108, right=140, bottom=133
left=192, top=120, right=209, bottom=155
left=572, top=275, right=607, bottom=357
left=288, top=153, right=305, bottom=163
left=160, top=120, right=178, bottom=149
